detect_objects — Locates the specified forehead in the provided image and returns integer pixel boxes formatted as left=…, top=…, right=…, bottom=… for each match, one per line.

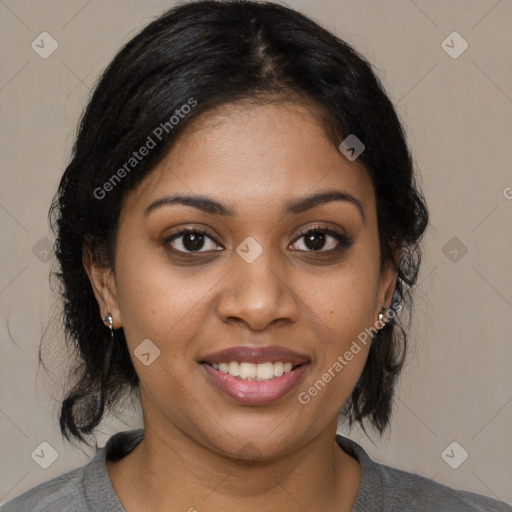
left=121, top=101, right=375, bottom=218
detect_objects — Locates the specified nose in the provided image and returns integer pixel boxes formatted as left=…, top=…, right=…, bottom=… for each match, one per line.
left=216, top=251, right=300, bottom=331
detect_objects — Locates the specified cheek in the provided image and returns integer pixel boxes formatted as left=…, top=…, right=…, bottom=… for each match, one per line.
left=304, top=257, right=379, bottom=340
left=292, top=255, right=379, bottom=408
left=113, top=241, right=216, bottom=353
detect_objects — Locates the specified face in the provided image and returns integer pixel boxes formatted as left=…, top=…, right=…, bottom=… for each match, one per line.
left=88, top=101, right=397, bottom=459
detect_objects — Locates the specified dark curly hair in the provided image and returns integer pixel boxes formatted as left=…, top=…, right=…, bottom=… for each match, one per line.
left=46, top=0, right=428, bottom=445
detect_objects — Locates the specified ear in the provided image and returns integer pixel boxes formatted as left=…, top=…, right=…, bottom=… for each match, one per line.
left=375, top=245, right=401, bottom=316
left=82, top=247, right=121, bottom=328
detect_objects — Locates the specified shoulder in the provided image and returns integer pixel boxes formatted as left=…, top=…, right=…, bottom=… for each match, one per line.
left=0, top=429, right=144, bottom=512
left=1, top=463, right=92, bottom=512
left=375, top=461, right=511, bottom=511
left=336, top=435, right=512, bottom=512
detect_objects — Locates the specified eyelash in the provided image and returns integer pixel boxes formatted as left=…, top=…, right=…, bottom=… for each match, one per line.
left=294, top=226, right=353, bottom=252
left=164, top=228, right=220, bottom=254
left=163, top=226, right=353, bottom=255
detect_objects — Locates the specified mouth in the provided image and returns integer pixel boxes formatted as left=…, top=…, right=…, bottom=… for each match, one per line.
left=201, top=360, right=304, bottom=380
left=198, top=345, right=310, bottom=405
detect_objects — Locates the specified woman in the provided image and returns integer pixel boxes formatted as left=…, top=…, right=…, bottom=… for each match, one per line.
left=3, top=1, right=510, bottom=511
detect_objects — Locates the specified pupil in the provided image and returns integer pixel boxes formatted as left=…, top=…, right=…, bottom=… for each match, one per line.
left=305, top=232, right=325, bottom=251
left=184, top=232, right=204, bottom=251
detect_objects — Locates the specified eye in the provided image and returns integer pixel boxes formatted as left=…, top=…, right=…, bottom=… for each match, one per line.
left=289, top=226, right=353, bottom=252
left=164, top=229, right=223, bottom=253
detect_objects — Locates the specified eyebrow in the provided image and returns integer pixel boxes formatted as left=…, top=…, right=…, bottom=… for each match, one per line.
left=284, top=190, right=365, bottom=223
left=144, top=189, right=365, bottom=223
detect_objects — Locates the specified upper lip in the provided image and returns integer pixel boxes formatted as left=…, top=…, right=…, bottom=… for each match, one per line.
left=200, top=345, right=310, bottom=366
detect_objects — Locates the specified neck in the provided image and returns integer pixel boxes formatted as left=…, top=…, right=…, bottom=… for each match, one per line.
left=106, top=420, right=361, bottom=512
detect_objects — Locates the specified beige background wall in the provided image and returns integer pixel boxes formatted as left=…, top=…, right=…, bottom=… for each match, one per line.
left=1, top=0, right=511, bottom=506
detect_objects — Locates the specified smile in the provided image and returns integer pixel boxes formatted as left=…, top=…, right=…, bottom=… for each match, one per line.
left=199, top=344, right=311, bottom=405
left=210, top=361, right=296, bottom=380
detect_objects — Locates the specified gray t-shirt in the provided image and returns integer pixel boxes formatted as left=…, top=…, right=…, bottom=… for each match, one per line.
left=2, top=429, right=510, bottom=511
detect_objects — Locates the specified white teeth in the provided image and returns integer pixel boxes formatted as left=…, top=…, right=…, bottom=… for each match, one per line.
left=228, top=361, right=240, bottom=377
left=273, top=361, right=284, bottom=377
left=211, top=361, right=297, bottom=380
left=239, top=362, right=257, bottom=379
left=256, top=362, right=274, bottom=379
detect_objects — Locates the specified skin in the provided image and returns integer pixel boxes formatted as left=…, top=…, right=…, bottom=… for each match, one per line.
left=85, top=100, right=399, bottom=512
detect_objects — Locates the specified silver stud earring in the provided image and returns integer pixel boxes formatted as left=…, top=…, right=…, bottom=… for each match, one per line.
left=103, top=313, right=114, bottom=339
left=378, top=306, right=387, bottom=327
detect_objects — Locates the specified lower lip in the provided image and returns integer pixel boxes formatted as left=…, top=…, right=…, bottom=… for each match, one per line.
left=201, top=363, right=309, bottom=406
